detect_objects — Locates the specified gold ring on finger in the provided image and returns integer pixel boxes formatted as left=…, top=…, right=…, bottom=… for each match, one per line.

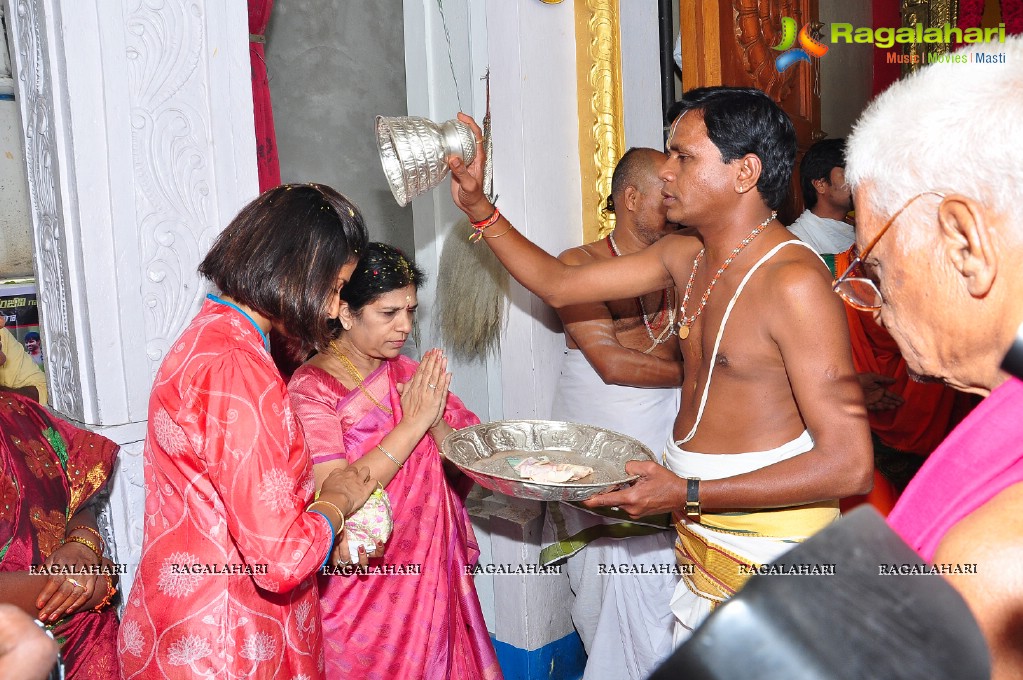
left=66, top=577, right=84, bottom=589
left=428, top=383, right=437, bottom=389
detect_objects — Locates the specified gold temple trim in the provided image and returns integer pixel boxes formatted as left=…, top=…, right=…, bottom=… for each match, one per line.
left=901, top=0, right=959, bottom=76
left=575, top=0, right=625, bottom=242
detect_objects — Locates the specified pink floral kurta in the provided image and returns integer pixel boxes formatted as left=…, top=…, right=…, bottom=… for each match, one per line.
left=119, top=299, right=333, bottom=679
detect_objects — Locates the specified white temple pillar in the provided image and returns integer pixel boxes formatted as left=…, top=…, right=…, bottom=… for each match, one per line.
left=403, top=0, right=585, bottom=675
left=3, top=0, right=259, bottom=598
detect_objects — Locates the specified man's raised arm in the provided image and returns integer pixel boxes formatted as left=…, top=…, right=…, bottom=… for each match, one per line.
left=448, top=113, right=673, bottom=308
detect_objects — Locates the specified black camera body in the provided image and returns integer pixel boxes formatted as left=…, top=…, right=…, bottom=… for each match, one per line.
left=1002, top=322, right=1023, bottom=382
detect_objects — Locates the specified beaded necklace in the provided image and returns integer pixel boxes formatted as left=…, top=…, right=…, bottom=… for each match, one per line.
left=677, top=211, right=777, bottom=340
left=606, top=233, right=677, bottom=353
left=324, top=341, right=393, bottom=415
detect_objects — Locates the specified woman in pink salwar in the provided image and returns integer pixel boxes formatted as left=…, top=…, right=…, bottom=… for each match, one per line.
left=120, top=185, right=379, bottom=680
left=290, top=243, right=503, bottom=680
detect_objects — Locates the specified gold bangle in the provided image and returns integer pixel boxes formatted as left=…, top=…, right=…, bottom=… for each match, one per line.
left=68, top=525, right=106, bottom=551
left=483, top=224, right=514, bottom=239
left=376, top=443, right=403, bottom=470
left=308, top=500, right=346, bottom=537
left=64, top=535, right=103, bottom=560
left=91, top=574, right=117, bottom=612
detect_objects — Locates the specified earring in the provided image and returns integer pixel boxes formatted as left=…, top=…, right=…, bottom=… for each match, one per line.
left=341, top=321, right=352, bottom=331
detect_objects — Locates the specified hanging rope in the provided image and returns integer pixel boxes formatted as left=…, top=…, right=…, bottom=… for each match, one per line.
left=435, top=0, right=465, bottom=112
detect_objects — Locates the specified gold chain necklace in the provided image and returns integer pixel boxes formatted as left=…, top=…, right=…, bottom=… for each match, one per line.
left=607, top=232, right=677, bottom=352
left=325, top=341, right=393, bottom=415
left=678, top=211, right=777, bottom=340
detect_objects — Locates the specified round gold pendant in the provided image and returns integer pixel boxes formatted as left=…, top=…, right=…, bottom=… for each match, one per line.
left=679, top=324, right=690, bottom=340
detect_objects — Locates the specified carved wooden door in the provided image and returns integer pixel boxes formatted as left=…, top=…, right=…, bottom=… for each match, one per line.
left=679, top=0, right=822, bottom=223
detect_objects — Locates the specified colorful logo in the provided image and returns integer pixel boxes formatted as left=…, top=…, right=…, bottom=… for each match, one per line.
left=773, top=17, right=829, bottom=72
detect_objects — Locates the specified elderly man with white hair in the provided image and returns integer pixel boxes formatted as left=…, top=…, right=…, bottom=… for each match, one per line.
left=840, top=35, right=1023, bottom=680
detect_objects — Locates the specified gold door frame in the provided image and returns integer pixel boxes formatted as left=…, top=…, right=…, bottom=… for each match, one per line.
left=575, top=0, right=625, bottom=242
left=901, top=0, right=959, bottom=76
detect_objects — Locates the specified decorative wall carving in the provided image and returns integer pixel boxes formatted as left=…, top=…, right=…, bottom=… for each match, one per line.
left=6, top=0, right=257, bottom=606
left=575, top=0, right=624, bottom=243
left=734, top=0, right=804, bottom=100
left=8, top=0, right=83, bottom=419
left=126, top=0, right=215, bottom=374
left=103, top=440, right=146, bottom=608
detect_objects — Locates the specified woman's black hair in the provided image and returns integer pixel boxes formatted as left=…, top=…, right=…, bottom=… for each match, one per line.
left=341, top=242, right=425, bottom=315
left=198, top=183, right=368, bottom=351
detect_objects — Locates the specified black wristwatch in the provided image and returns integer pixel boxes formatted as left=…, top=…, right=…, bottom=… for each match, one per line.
left=684, top=477, right=701, bottom=518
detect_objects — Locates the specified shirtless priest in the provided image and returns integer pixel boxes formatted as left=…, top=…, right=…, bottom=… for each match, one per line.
left=447, top=86, right=872, bottom=642
left=544, top=147, right=683, bottom=680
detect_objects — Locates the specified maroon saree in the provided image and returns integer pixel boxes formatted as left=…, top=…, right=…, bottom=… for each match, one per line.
left=0, top=393, right=119, bottom=678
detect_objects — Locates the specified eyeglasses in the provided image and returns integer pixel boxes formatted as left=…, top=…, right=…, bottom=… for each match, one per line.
left=832, top=191, right=945, bottom=312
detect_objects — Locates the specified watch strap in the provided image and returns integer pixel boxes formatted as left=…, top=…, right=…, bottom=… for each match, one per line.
left=685, top=477, right=701, bottom=518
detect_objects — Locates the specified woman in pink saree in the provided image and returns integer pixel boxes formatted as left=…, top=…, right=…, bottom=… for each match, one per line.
left=290, top=243, right=503, bottom=680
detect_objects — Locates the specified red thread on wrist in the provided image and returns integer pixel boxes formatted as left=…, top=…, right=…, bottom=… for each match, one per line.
left=469, top=207, right=501, bottom=243
left=470, top=206, right=500, bottom=228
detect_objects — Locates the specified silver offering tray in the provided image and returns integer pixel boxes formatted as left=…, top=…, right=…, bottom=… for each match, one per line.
left=441, top=419, right=656, bottom=502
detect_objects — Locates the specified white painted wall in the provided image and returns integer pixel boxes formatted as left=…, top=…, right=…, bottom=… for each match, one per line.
left=620, top=0, right=665, bottom=150
left=402, top=0, right=499, bottom=425
left=402, top=0, right=582, bottom=424
left=484, top=0, right=581, bottom=422
left=404, top=0, right=583, bottom=651
left=480, top=0, right=583, bottom=649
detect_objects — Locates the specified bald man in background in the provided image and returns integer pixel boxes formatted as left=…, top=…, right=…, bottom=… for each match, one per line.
left=543, top=147, right=683, bottom=680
